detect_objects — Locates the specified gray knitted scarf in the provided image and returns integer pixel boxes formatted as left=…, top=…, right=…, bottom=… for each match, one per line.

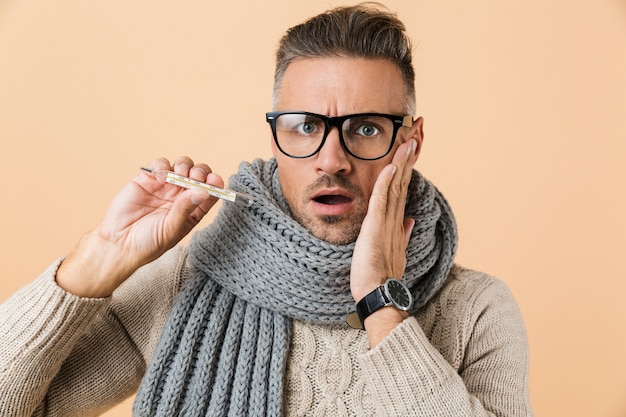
left=133, top=158, right=457, bottom=416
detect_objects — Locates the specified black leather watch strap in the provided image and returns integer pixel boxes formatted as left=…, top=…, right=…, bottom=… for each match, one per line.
left=355, top=285, right=390, bottom=328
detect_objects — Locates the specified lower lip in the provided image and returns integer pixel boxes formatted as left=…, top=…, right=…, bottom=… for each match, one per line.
left=311, top=199, right=353, bottom=216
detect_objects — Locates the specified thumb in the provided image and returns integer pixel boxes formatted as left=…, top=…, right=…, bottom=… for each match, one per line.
left=403, top=217, right=415, bottom=249
left=189, top=189, right=212, bottom=206
left=168, top=189, right=213, bottom=229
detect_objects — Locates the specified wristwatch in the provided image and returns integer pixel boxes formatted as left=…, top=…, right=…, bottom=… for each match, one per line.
left=346, top=278, right=414, bottom=330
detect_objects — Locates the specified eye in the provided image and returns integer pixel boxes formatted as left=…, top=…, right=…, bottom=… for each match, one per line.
left=355, top=124, right=379, bottom=137
left=297, top=121, right=319, bottom=135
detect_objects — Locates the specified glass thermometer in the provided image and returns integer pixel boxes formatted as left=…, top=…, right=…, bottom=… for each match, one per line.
left=140, top=167, right=254, bottom=208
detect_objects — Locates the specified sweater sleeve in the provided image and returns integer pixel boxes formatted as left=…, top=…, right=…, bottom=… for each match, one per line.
left=358, top=269, right=532, bottom=417
left=0, top=247, right=189, bottom=417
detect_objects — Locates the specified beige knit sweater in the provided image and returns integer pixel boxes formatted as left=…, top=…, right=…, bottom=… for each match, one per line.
left=0, top=246, right=532, bottom=416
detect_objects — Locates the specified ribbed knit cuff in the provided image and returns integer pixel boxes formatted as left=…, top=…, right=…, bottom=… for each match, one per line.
left=0, top=259, right=111, bottom=416
left=358, top=317, right=465, bottom=415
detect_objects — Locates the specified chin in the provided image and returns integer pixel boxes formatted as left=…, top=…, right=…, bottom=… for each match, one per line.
left=287, top=198, right=365, bottom=245
left=308, top=217, right=362, bottom=245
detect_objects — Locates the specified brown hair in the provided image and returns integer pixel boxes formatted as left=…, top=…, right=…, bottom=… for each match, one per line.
left=273, top=2, right=416, bottom=114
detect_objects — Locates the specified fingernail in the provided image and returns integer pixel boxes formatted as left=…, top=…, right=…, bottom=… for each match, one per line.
left=406, top=140, right=416, bottom=156
left=190, top=166, right=206, bottom=177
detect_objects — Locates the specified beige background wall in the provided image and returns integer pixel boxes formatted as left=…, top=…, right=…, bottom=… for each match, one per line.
left=1, top=0, right=625, bottom=416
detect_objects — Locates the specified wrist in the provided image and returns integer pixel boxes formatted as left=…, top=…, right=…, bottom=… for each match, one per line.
left=56, top=230, right=135, bottom=297
left=364, top=307, right=409, bottom=348
left=357, top=278, right=413, bottom=322
left=351, top=281, right=384, bottom=306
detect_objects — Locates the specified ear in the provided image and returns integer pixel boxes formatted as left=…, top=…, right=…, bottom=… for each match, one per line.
left=409, top=117, right=425, bottom=159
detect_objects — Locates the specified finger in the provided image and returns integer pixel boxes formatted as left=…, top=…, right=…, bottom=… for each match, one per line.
left=167, top=189, right=215, bottom=232
left=190, top=172, right=225, bottom=208
left=149, top=157, right=173, bottom=172
left=204, top=172, right=225, bottom=190
left=173, top=156, right=195, bottom=176
left=188, top=170, right=225, bottom=212
left=403, top=217, right=415, bottom=249
left=394, top=140, right=417, bottom=218
left=367, top=164, right=397, bottom=219
left=189, top=163, right=212, bottom=182
left=138, top=158, right=172, bottom=190
left=387, top=140, right=416, bottom=220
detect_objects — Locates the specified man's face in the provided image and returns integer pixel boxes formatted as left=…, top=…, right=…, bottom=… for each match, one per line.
left=271, top=57, right=423, bottom=244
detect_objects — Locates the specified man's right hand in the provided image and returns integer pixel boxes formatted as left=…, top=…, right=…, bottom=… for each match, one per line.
left=56, top=156, right=223, bottom=298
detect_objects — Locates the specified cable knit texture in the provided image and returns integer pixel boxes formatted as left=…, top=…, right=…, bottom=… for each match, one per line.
left=0, top=254, right=532, bottom=416
left=133, top=157, right=458, bottom=416
left=0, top=160, right=533, bottom=416
left=283, top=266, right=531, bottom=417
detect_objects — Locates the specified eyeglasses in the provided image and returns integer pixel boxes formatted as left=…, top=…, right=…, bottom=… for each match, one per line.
left=266, top=111, right=413, bottom=160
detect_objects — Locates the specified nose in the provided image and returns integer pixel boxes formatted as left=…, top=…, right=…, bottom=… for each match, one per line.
left=313, top=127, right=352, bottom=176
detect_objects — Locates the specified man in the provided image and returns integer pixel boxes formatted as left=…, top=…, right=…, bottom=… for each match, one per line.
left=0, top=3, right=532, bottom=416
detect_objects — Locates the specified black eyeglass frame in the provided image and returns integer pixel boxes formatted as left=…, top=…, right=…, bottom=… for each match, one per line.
left=265, top=111, right=413, bottom=161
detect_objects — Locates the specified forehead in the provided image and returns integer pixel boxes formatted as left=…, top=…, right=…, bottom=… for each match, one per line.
left=276, top=57, right=407, bottom=115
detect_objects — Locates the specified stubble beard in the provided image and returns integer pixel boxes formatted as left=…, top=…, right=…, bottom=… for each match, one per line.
left=288, top=175, right=367, bottom=245
left=305, top=212, right=366, bottom=245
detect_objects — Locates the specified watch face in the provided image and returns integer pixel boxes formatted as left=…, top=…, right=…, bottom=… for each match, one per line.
left=385, top=279, right=413, bottom=310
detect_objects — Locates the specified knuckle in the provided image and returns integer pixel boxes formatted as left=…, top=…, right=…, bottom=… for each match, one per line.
left=390, top=181, right=403, bottom=198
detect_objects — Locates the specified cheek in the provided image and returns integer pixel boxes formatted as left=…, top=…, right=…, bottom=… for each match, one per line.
left=277, top=161, right=303, bottom=205
left=360, top=164, right=387, bottom=199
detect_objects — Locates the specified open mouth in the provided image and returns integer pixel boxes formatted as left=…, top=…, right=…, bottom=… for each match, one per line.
left=310, top=191, right=354, bottom=216
left=313, top=194, right=353, bottom=205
